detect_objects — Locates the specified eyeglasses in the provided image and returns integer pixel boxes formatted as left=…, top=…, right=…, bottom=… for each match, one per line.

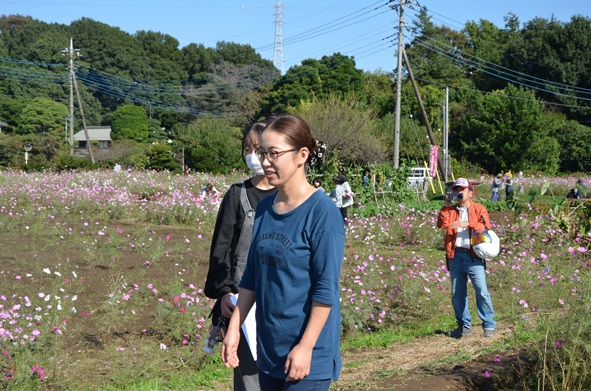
left=256, top=148, right=298, bottom=163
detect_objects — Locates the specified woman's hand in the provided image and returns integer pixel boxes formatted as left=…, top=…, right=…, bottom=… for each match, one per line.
left=220, top=293, right=236, bottom=318
left=221, top=326, right=241, bottom=368
left=284, top=343, right=312, bottom=382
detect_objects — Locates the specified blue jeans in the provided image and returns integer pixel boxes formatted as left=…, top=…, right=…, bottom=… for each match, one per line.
left=258, top=372, right=331, bottom=391
left=450, top=251, right=496, bottom=330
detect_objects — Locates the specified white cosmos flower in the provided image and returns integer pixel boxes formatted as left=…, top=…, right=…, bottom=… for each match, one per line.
left=43, top=268, right=51, bottom=274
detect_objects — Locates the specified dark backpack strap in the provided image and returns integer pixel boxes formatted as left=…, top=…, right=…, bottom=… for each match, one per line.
left=232, top=183, right=255, bottom=287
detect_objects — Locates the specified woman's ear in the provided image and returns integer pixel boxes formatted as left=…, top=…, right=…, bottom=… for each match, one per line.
left=297, top=148, right=309, bottom=164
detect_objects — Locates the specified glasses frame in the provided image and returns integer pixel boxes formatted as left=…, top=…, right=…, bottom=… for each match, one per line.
left=256, top=148, right=298, bottom=163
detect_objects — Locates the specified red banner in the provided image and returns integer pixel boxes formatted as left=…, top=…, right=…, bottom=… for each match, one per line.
left=429, top=145, right=438, bottom=178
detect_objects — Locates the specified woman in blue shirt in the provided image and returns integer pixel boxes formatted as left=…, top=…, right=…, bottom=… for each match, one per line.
left=222, top=115, right=345, bottom=391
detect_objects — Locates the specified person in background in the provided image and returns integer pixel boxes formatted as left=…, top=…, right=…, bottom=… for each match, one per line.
left=517, top=171, right=525, bottom=194
left=222, top=115, right=345, bottom=391
left=313, top=177, right=326, bottom=194
left=437, top=178, right=496, bottom=339
left=568, top=179, right=587, bottom=199
left=504, top=171, right=514, bottom=202
left=362, top=169, right=370, bottom=187
left=491, top=174, right=504, bottom=202
left=201, top=183, right=219, bottom=199
left=332, top=174, right=354, bottom=223
left=204, top=120, right=276, bottom=391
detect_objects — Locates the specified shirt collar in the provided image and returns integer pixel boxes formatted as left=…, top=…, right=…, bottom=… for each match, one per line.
left=456, top=202, right=470, bottom=211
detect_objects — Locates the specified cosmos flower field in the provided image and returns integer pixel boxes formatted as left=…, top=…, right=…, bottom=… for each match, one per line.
left=0, top=169, right=590, bottom=389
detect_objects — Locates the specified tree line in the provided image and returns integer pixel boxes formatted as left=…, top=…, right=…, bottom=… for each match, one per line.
left=0, top=9, right=590, bottom=176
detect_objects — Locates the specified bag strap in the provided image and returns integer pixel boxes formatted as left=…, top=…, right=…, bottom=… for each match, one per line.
left=232, top=183, right=255, bottom=287
left=480, top=215, right=491, bottom=230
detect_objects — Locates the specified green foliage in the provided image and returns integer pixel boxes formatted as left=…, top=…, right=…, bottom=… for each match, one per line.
left=178, top=117, right=243, bottom=174
left=180, top=43, right=218, bottom=82
left=0, top=133, right=66, bottom=167
left=216, top=41, right=275, bottom=69
left=348, top=163, right=414, bottom=214
left=16, top=97, right=68, bottom=135
left=111, top=105, right=149, bottom=141
left=291, top=94, right=388, bottom=165
left=528, top=286, right=591, bottom=390
left=261, top=53, right=364, bottom=114
left=554, top=120, right=591, bottom=173
left=52, top=153, right=98, bottom=171
left=452, top=84, right=560, bottom=174
left=363, top=70, right=394, bottom=117
left=503, top=15, right=591, bottom=121
left=407, top=7, right=471, bottom=86
left=145, top=143, right=179, bottom=172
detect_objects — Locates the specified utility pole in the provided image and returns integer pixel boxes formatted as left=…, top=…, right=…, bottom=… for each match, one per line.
left=273, top=0, right=285, bottom=75
left=443, top=87, right=449, bottom=182
left=402, top=48, right=445, bottom=177
left=73, top=74, right=95, bottom=164
left=391, top=0, right=418, bottom=168
left=61, top=38, right=80, bottom=157
left=392, top=0, right=405, bottom=168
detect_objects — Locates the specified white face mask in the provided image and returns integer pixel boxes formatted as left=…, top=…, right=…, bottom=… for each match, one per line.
left=245, top=153, right=264, bottom=176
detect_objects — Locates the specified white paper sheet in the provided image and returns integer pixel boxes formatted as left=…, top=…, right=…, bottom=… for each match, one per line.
left=230, top=294, right=257, bottom=361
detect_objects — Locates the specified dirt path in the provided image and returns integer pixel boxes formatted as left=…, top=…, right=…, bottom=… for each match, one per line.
left=336, top=327, right=520, bottom=390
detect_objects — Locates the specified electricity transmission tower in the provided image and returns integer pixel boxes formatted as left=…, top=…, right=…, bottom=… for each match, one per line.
left=273, top=0, right=285, bottom=75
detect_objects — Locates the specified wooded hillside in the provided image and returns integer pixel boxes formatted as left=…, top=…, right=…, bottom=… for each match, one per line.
left=0, top=9, right=590, bottom=174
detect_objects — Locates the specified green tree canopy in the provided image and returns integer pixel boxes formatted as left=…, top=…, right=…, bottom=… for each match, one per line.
left=111, top=105, right=148, bottom=141
left=17, top=97, right=68, bottom=135
left=554, top=119, right=591, bottom=173
left=260, top=53, right=365, bottom=114
left=216, top=41, right=275, bottom=69
left=179, top=117, right=242, bottom=174
left=451, top=84, right=559, bottom=174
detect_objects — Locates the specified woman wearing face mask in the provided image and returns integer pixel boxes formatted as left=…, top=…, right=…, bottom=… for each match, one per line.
left=204, top=120, right=276, bottom=391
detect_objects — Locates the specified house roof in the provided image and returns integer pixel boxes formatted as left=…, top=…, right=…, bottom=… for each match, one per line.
left=0, top=120, right=8, bottom=127
left=73, top=126, right=112, bottom=142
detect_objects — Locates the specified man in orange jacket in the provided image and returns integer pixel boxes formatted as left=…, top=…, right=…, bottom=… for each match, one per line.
left=437, top=178, right=496, bottom=338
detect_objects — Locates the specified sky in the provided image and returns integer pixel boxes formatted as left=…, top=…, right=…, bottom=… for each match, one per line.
left=2, top=0, right=589, bottom=73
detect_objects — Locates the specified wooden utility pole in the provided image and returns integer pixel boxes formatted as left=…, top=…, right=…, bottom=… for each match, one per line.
left=393, top=0, right=406, bottom=168
left=61, top=38, right=79, bottom=156
left=402, top=48, right=445, bottom=176
left=72, top=74, right=95, bottom=164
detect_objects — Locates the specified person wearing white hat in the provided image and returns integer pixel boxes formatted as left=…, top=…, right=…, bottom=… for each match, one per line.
left=437, top=178, right=496, bottom=338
